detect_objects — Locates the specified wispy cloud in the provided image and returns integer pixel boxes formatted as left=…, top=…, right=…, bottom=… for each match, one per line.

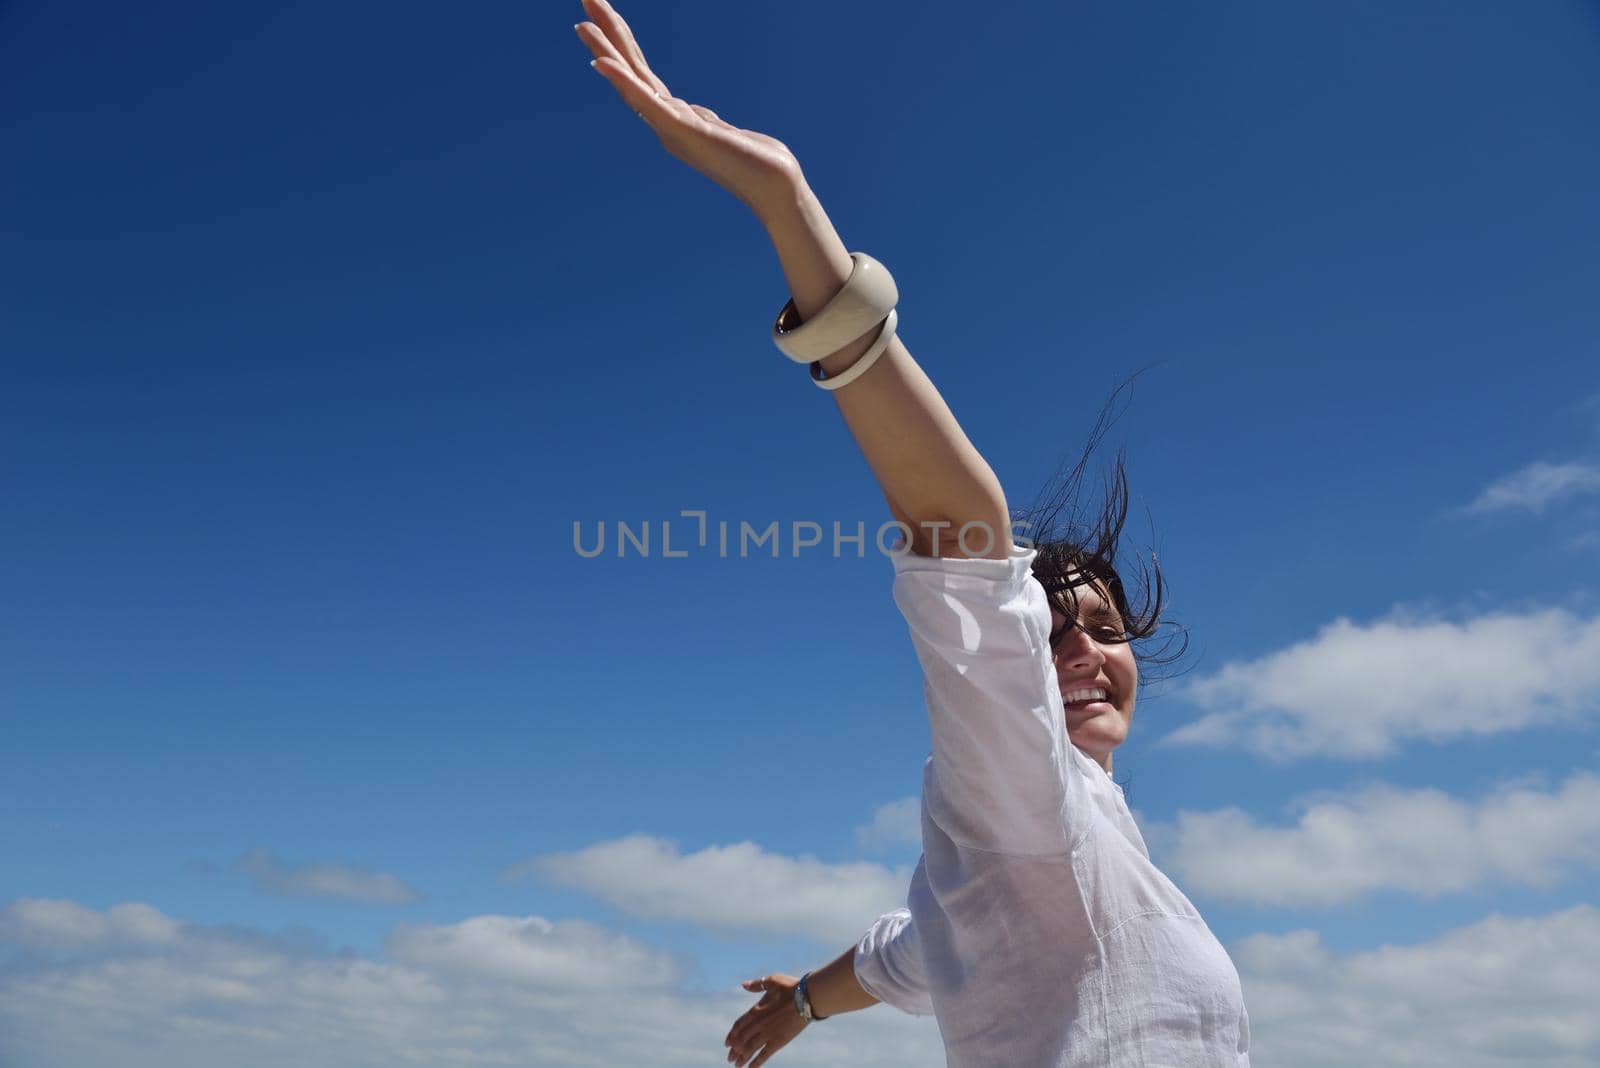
left=232, top=848, right=422, bottom=905
left=1144, top=768, right=1600, bottom=907
left=0, top=898, right=943, bottom=1068
left=853, top=797, right=921, bottom=850
left=503, top=834, right=911, bottom=945
left=1569, top=529, right=1600, bottom=551
left=1460, top=459, right=1600, bottom=515
left=1159, top=605, right=1600, bottom=760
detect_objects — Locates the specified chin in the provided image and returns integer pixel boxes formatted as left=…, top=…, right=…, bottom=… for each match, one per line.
left=1068, top=724, right=1125, bottom=758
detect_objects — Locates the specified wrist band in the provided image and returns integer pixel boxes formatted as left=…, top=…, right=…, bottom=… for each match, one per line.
left=808, top=308, right=896, bottom=391
left=794, top=970, right=827, bottom=1021
left=771, top=251, right=899, bottom=391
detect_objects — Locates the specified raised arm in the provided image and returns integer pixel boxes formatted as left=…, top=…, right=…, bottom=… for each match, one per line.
left=760, top=189, right=1012, bottom=559
left=576, top=0, right=1010, bottom=560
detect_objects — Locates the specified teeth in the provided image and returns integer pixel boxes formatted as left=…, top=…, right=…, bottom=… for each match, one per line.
left=1062, top=688, right=1108, bottom=704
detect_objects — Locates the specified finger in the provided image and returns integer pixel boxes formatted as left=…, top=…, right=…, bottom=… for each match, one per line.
left=579, top=22, right=672, bottom=123
left=581, top=0, right=670, bottom=97
left=589, top=57, right=672, bottom=126
left=729, top=1012, right=777, bottom=1055
left=689, top=104, right=732, bottom=130
left=573, top=21, right=630, bottom=73
left=732, top=1037, right=764, bottom=1068
left=751, top=1041, right=785, bottom=1068
left=726, top=1016, right=759, bottom=1052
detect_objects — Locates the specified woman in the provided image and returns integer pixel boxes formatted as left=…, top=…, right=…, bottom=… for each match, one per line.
left=574, top=3, right=1251, bottom=1064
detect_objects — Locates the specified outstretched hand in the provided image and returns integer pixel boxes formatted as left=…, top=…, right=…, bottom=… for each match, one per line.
left=574, top=0, right=805, bottom=217
left=724, top=973, right=807, bottom=1068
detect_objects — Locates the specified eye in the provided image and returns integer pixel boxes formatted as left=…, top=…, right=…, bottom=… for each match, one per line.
left=1050, top=620, right=1127, bottom=647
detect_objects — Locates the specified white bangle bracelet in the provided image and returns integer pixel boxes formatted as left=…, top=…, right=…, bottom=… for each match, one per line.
left=809, top=308, right=897, bottom=391
left=771, top=251, right=899, bottom=365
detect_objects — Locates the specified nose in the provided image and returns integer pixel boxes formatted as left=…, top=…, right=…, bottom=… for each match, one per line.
left=1051, top=621, right=1106, bottom=671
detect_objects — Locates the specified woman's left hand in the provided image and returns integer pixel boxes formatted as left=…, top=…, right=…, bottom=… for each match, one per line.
left=724, top=973, right=807, bottom=1068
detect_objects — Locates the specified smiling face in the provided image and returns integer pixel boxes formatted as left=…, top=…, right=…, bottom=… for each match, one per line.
left=1047, top=570, right=1137, bottom=775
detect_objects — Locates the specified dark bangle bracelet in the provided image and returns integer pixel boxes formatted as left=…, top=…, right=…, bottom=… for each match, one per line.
left=795, top=971, right=828, bottom=1021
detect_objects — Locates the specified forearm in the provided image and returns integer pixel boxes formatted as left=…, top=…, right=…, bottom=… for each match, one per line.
left=759, top=180, right=1011, bottom=560
left=805, top=943, right=881, bottom=1019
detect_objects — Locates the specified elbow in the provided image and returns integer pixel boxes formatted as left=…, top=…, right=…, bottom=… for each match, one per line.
left=901, top=510, right=1012, bottom=560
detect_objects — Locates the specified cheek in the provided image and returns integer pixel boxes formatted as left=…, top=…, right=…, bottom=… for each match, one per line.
left=1111, top=648, right=1138, bottom=702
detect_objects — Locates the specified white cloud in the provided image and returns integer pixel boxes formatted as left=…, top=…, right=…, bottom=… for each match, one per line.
left=1144, top=769, right=1600, bottom=907
left=232, top=848, right=422, bottom=905
left=1234, top=905, right=1600, bottom=1067
left=0, top=899, right=942, bottom=1068
left=0, top=899, right=179, bottom=950
left=505, top=834, right=912, bottom=945
left=853, top=796, right=921, bottom=850
left=386, top=914, right=682, bottom=990
left=1461, top=459, right=1600, bottom=515
left=7, top=898, right=1600, bottom=1067
left=1160, top=606, right=1600, bottom=760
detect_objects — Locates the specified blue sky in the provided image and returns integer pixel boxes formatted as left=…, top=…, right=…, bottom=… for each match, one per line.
left=3, top=0, right=1599, bottom=1064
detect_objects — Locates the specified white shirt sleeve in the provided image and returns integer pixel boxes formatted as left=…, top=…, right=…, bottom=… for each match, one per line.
left=852, top=905, right=935, bottom=1016
left=889, top=537, right=1078, bottom=856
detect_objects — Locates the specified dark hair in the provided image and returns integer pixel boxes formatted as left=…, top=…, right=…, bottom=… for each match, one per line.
left=1010, top=366, right=1194, bottom=798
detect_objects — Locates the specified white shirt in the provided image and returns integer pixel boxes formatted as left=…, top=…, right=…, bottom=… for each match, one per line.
left=852, top=539, right=1251, bottom=1066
